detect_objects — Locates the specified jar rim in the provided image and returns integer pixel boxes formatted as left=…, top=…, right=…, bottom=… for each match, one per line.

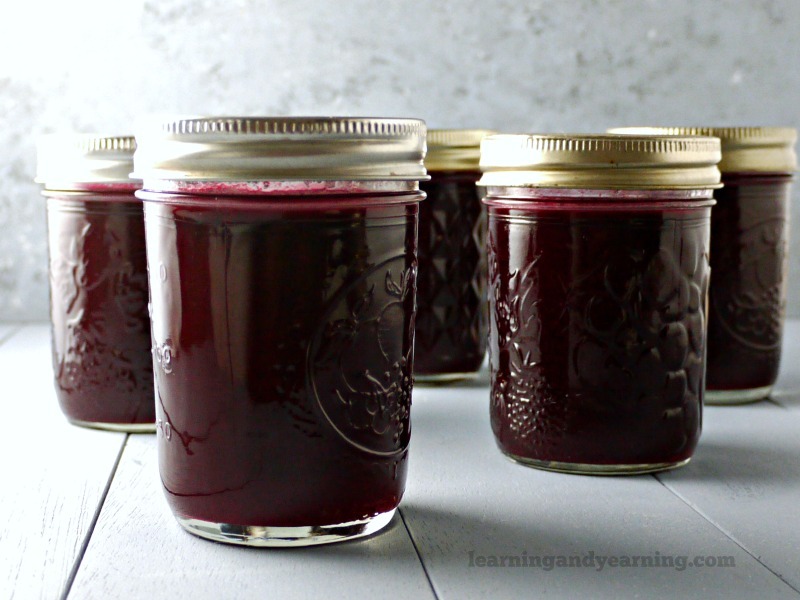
left=138, top=179, right=421, bottom=198
left=483, top=185, right=715, bottom=202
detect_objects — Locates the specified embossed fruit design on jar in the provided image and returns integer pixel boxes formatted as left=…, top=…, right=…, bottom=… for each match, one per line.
left=480, top=134, right=721, bottom=474
left=611, top=127, right=797, bottom=404
left=415, top=130, right=492, bottom=382
left=133, top=117, right=427, bottom=546
left=37, top=135, right=154, bottom=431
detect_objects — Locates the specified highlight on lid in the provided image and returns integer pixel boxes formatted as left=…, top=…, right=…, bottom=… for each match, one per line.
left=36, top=134, right=137, bottom=189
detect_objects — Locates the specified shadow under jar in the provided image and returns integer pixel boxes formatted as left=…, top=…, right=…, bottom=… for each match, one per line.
left=611, top=127, right=797, bottom=404
left=37, top=135, right=154, bottom=432
left=415, top=129, right=493, bottom=382
left=133, top=117, right=427, bottom=546
left=479, top=134, right=722, bottom=475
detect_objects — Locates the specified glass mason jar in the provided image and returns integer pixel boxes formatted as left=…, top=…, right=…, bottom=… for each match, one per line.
left=415, top=129, right=492, bottom=382
left=36, top=135, right=154, bottom=431
left=611, top=127, right=797, bottom=404
left=479, top=134, right=722, bottom=475
left=132, top=117, right=427, bottom=546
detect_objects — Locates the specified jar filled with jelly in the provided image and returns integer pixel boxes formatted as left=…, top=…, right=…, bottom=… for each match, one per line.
left=36, top=135, right=154, bottom=431
left=479, top=134, right=721, bottom=474
left=611, top=127, right=797, bottom=404
left=132, top=117, right=427, bottom=546
left=416, top=129, right=493, bottom=382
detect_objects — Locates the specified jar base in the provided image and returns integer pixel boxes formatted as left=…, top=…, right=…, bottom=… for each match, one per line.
left=414, top=371, right=480, bottom=385
left=176, top=508, right=396, bottom=547
left=503, top=452, right=691, bottom=476
left=68, top=418, right=156, bottom=433
left=705, top=386, right=772, bottom=405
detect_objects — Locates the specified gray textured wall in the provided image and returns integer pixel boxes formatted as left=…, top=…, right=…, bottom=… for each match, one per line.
left=1, top=0, right=799, bottom=320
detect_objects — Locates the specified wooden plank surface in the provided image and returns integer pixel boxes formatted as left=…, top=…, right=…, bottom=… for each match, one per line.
left=4, top=321, right=800, bottom=598
left=0, top=324, right=17, bottom=346
left=0, top=325, right=126, bottom=600
left=657, top=402, right=800, bottom=593
left=656, top=319, right=800, bottom=591
left=402, top=380, right=798, bottom=599
left=774, top=320, right=800, bottom=410
left=70, top=434, right=436, bottom=600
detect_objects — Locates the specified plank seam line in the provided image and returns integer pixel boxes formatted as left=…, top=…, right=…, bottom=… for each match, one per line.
left=398, top=507, right=440, bottom=600
left=61, top=433, right=129, bottom=600
left=766, top=396, right=792, bottom=411
left=652, top=474, right=800, bottom=596
left=0, top=325, right=22, bottom=347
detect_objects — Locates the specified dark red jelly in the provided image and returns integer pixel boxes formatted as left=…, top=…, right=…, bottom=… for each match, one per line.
left=706, top=175, right=792, bottom=397
left=606, top=126, right=796, bottom=404
left=486, top=192, right=712, bottom=470
left=46, top=188, right=155, bottom=429
left=416, top=171, right=487, bottom=379
left=142, top=187, right=420, bottom=527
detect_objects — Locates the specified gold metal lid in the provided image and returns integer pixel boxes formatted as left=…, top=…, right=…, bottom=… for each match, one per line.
left=609, top=127, right=797, bottom=173
left=608, top=127, right=797, bottom=173
left=132, top=116, right=429, bottom=182
left=425, top=129, right=495, bottom=171
left=478, top=134, right=722, bottom=189
left=36, top=134, right=136, bottom=189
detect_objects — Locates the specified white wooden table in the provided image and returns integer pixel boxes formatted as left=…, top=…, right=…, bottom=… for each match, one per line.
left=2, top=323, right=800, bottom=599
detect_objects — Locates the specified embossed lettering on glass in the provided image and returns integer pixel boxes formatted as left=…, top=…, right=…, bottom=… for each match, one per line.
left=611, top=127, right=797, bottom=404
left=416, top=130, right=492, bottom=382
left=133, top=116, right=427, bottom=546
left=36, top=135, right=154, bottom=432
left=480, top=134, right=722, bottom=474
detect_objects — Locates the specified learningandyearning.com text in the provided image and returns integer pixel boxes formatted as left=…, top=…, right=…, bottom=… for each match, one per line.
left=467, top=551, right=736, bottom=572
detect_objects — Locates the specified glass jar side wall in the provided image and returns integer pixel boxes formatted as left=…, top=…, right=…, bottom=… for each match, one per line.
left=45, top=192, right=154, bottom=430
left=142, top=190, right=421, bottom=533
left=416, top=171, right=487, bottom=381
left=484, top=189, right=712, bottom=473
left=705, top=174, right=793, bottom=403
